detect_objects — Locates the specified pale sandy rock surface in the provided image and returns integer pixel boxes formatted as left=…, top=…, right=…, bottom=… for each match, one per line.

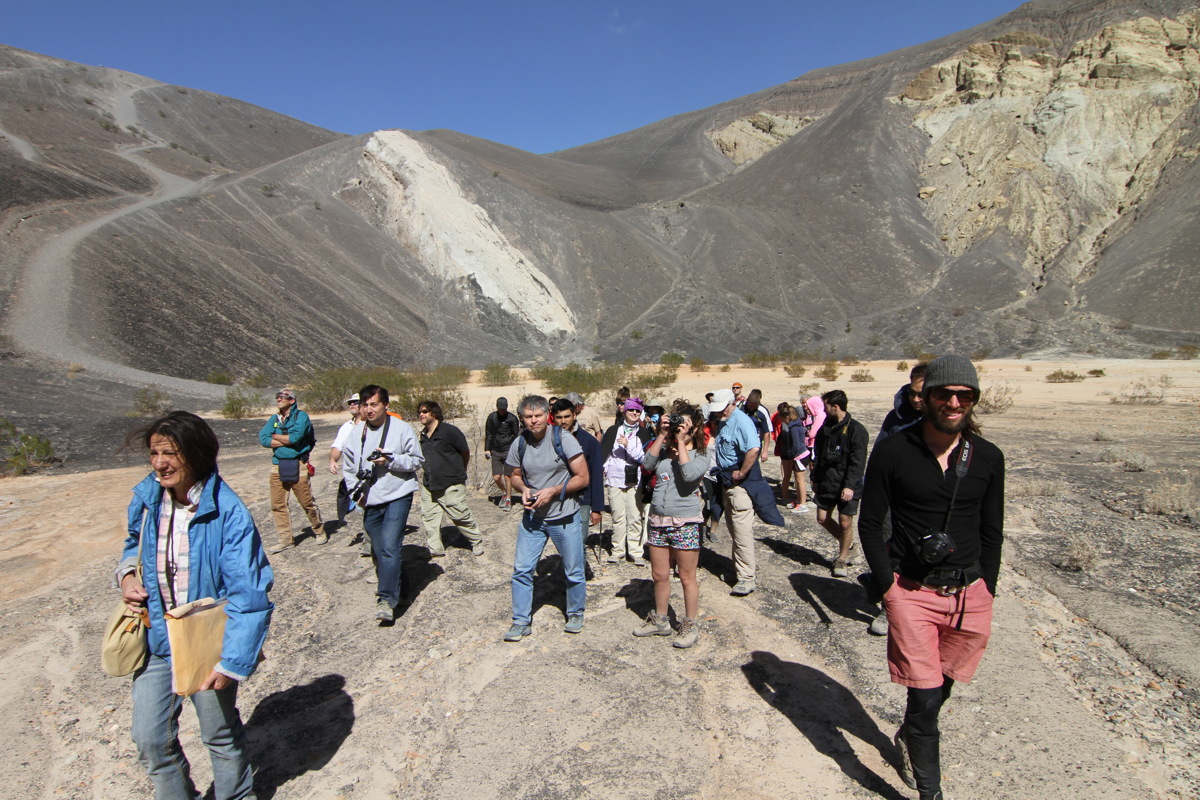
left=1, top=360, right=1197, bottom=799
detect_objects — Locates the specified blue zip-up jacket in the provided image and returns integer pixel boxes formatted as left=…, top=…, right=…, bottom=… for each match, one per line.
left=119, top=471, right=274, bottom=680
left=258, top=406, right=316, bottom=464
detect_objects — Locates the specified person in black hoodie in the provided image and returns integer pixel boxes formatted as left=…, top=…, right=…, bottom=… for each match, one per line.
left=876, top=362, right=929, bottom=445
left=812, top=389, right=868, bottom=578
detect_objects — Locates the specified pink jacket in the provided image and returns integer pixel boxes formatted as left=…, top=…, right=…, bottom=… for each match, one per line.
left=803, top=396, right=826, bottom=451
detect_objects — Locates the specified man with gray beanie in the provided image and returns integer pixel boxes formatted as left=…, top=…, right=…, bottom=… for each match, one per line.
left=858, top=354, right=1005, bottom=800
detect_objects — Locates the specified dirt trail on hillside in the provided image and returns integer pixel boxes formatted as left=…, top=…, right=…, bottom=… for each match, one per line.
left=0, top=360, right=1196, bottom=799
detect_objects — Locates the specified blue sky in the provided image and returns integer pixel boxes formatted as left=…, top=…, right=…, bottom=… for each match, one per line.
left=6, top=1, right=1022, bottom=154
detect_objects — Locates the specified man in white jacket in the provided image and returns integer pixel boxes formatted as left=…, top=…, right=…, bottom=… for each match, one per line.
left=341, top=384, right=424, bottom=622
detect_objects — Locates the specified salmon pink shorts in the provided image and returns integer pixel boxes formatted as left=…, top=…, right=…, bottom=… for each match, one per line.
left=883, top=574, right=994, bottom=689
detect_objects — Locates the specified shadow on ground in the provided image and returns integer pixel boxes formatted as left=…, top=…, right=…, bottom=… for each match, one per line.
left=244, top=674, right=354, bottom=798
left=788, top=572, right=877, bottom=626
left=742, top=651, right=905, bottom=799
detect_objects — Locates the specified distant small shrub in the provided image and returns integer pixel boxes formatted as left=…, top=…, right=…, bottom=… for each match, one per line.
left=867, top=335, right=881, bottom=347
left=814, top=361, right=840, bottom=381
left=481, top=363, right=518, bottom=386
left=1142, top=475, right=1199, bottom=519
left=783, top=363, right=807, bottom=378
left=1111, top=377, right=1170, bottom=405
left=1097, top=446, right=1127, bottom=463
left=740, top=351, right=778, bottom=369
left=1024, top=364, right=1032, bottom=372
left=970, top=347, right=992, bottom=361
left=1045, top=369, right=1085, bottom=383
left=951, top=307, right=966, bottom=318
left=131, top=385, right=171, bottom=417
left=903, top=344, right=938, bottom=362
left=206, top=370, right=234, bottom=385
left=977, top=382, right=1018, bottom=414
left=260, top=183, right=277, bottom=197
left=0, top=419, right=58, bottom=476
left=660, top=352, right=686, bottom=370
left=1177, top=344, right=1198, bottom=360
left=222, top=387, right=263, bottom=420
left=839, top=356, right=861, bottom=366
left=1062, top=530, right=1098, bottom=572
left=1122, top=452, right=1153, bottom=472
left=744, top=294, right=755, bottom=305
left=849, top=369, right=875, bottom=382
left=1149, top=350, right=1171, bottom=360
left=531, top=362, right=624, bottom=399
left=392, top=389, right=474, bottom=421
left=718, top=364, right=731, bottom=373
left=689, top=358, right=708, bottom=372
left=1008, top=476, right=1068, bottom=498
left=1087, top=369, right=1106, bottom=378
left=630, top=329, right=644, bottom=341
left=67, top=363, right=84, bottom=377
left=1093, top=429, right=1115, bottom=442
left=626, top=367, right=679, bottom=401
left=797, top=382, right=821, bottom=394
left=896, top=360, right=909, bottom=372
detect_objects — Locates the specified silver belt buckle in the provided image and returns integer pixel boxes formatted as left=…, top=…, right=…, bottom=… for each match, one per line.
left=936, top=584, right=962, bottom=597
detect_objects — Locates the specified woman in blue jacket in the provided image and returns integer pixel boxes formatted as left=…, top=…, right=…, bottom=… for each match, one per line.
left=116, top=411, right=273, bottom=800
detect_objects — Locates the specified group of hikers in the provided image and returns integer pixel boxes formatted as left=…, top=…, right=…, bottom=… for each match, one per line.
left=116, top=354, right=1003, bottom=800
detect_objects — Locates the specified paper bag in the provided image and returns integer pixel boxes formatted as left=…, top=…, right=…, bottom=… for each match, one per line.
left=164, top=597, right=227, bottom=696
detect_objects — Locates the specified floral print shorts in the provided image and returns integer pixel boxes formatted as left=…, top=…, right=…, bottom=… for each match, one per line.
left=647, top=521, right=702, bottom=551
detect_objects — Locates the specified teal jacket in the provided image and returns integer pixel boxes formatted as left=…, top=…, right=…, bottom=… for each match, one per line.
left=119, top=471, right=274, bottom=680
left=258, top=407, right=316, bottom=463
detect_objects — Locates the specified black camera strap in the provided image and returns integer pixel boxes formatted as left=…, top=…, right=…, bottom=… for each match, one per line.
left=941, top=437, right=973, bottom=533
left=355, top=413, right=392, bottom=504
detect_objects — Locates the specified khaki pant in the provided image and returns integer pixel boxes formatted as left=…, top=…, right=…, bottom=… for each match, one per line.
left=606, top=485, right=644, bottom=559
left=722, top=484, right=755, bottom=581
left=419, top=483, right=482, bottom=549
left=269, top=464, right=323, bottom=544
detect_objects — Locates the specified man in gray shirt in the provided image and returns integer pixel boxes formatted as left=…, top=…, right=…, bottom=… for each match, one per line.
left=503, top=395, right=591, bottom=640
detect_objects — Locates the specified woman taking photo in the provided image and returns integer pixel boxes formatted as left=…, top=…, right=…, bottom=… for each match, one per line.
left=116, top=411, right=273, bottom=800
left=632, top=400, right=711, bottom=648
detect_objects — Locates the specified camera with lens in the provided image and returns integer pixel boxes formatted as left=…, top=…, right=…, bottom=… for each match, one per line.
left=917, top=528, right=957, bottom=565
left=667, top=413, right=684, bottom=433
left=349, top=467, right=378, bottom=504
left=367, top=449, right=387, bottom=462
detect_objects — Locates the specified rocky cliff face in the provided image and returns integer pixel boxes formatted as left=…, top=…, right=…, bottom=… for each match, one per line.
left=2, top=0, right=1199, bottom=382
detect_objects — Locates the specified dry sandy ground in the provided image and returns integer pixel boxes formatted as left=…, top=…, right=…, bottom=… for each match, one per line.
left=1, top=359, right=1197, bottom=799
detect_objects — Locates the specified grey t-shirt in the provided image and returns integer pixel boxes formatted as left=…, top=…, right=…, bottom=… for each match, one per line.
left=506, top=428, right=584, bottom=521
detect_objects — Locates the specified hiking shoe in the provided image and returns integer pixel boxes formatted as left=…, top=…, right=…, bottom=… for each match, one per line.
left=503, top=624, right=532, bottom=642
left=564, top=614, right=585, bottom=634
left=869, top=608, right=889, bottom=636
left=471, top=542, right=485, bottom=556
left=631, top=556, right=646, bottom=567
left=268, top=541, right=294, bottom=555
left=633, top=612, right=672, bottom=637
left=894, top=724, right=917, bottom=789
left=428, top=546, right=446, bottom=558
left=730, top=579, right=756, bottom=596
left=375, top=599, right=394, bottom=622
left=315, top=529, right=329, bottom=544
left=606, top=553, right=621, bottom=564
left=673, top=617, right=699, bottom=649
left=831, top=559, right=849, bottom=578
left=789, top=502, right=810, bottom=514
left=500, top=497, right=512, bottom=511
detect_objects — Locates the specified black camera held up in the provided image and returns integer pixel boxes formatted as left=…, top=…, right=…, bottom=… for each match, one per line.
left=667, top=413, right=684, bottom=434
left=917, top=528, right=957, bottom=565
left=349, top=465, right=379, bottom=505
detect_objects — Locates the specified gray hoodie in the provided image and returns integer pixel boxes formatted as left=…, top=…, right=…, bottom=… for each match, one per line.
left=643, top=447, right=712, bottom=519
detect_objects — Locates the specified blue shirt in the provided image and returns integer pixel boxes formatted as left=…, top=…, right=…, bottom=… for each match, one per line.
left=714, top=408, right=760, bottom=468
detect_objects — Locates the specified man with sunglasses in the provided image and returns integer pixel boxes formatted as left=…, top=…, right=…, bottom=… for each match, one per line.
left=858, top=355, right=1005, bottom=800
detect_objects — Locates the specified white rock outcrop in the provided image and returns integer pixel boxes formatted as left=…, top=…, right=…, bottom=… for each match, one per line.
left=343, top=130, right=575, bottom=336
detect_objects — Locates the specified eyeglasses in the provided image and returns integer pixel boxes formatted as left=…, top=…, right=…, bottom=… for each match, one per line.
left=928, top=387, right=978, bottom=404
left=348, top=401, right=360, bottom=406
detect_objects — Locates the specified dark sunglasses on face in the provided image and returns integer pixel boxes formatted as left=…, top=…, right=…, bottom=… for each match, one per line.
left=929, top=387, right=978, bottom=404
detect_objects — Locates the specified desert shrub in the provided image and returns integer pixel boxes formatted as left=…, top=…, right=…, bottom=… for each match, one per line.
left=1087, top=369, right=1106, bottom=378
left=783, top=363, right=807, bottom=378
left=903, top=344, right=938, bottom=362
left=1024, top=364, right=1032, bottom=372
left=480, top=363, right=518, bottom=387
left=414, top=364, right=470, bottom=388
left=1008, top=477, right=1068, bottom=498
left=131, top=385, right=171, bottom=417
left=67, top=363, right=84, bottom=378
left=719, top=364, right=731, bottom=373
left=868, top=335, right=882, bottom=347
left=970, top=347, right=992, bottom=361
left=1142, top=475, right=1199, bottom=519
left=1096, top=446, right=1127, bottom=463
left=839, top=356, right=861, bottom=366
left=299, top=365, right=471, bottom=412
left=1178, top=344, right=1198, bottom=360
left=1122, top=452, right=1154, bottom=472
left=1093, top=429, right=1115, bottom=442
left=1149, top=350, right=1171, bottom=360
left=1110, top=377, right=1170, bottom=405
left=206, top=370, right=234, bottom=385
left=740, top=351, right=778, bottom=369
left=246, top=370, right=272, bottom=389
left=1061, top=530, right=1099, bottom=572
left=689, top=358, right=709, bottom=372
left=1045, top=369, right=1085, bottom=383
left=626, top=367, right=679, bottom=401
left=391, top=388, right=474, bottom=421
left=222, top=387, right=263, bottom=420
left=0, top=419, right=58, bottom=476
left=814, top=361, right=840, bottom=381
left=660, top=352, right=686, bottom=370
left=260, top=183, right=277, bottom=197
left=630, top=329, right=644, bottom=340
left=797, top=382, right=821, bottom=394
left=896, top=360, right=909, bottom=372
left=849, top=369, right=875, bottom=382
left=977, top=382, right=1019, bottom=414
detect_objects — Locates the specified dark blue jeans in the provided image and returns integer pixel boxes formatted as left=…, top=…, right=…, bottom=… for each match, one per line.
left=364, top=493, right=414, bottom=609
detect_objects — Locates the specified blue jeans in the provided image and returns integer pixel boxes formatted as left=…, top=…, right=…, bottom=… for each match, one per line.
left=130, top=654, right=254, bottom=800
left=364, top=493, right=414, bottom=609
left=511, top=510, right=586, bottom=625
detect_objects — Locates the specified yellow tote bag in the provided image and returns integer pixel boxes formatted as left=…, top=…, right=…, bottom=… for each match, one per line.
left=164, top=597, right=227, bottom=696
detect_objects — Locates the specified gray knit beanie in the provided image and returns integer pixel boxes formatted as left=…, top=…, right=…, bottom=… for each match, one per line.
left=923, top=355, right=979, bottom=392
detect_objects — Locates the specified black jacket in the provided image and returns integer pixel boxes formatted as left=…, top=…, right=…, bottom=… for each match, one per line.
left=812, top=412, right=868, bottom=499
left=485, top=410, right=520, bottom=454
